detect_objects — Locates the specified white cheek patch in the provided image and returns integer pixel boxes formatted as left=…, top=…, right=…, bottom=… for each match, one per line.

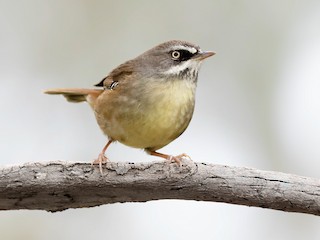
left=164, top=60, right=201, bottom=75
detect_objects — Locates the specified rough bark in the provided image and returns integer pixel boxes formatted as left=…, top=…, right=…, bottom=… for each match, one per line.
left=0, top=160, right=319, bottom=215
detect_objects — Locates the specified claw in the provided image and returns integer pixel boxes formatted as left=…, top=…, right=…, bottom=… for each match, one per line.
left=92, top=140, right=113, bottom=174
left=147, top=150, right=191, bottom=167
left=92, top=153, right=109, bottom=174
left=168, top=155, right=182, bottom=167
left=176, top=153, right=191, bottom=160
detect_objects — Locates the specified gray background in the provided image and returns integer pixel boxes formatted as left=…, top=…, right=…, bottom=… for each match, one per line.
left=1, top=1, right=320, bottom=239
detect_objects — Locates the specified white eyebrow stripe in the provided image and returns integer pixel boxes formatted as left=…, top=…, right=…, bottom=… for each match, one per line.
left=172, top=45, right=198, bottom=54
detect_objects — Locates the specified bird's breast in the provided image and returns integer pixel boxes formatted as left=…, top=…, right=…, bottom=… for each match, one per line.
left=94, top=78, right=197, bottom=150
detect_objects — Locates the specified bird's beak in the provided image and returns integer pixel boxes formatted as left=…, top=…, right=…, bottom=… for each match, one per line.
left=193, top=51, right=216, bottom=61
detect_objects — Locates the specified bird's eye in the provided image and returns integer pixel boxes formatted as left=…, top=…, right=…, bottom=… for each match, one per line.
left=171, top=51, right=181, bottom=59
left=170, top=49, right=195, bottom=61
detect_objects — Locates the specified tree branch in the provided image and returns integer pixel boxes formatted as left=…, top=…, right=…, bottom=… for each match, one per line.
left=0, top=160, right=319, bottom=215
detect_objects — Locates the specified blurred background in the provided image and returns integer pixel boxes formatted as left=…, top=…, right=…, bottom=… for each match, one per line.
left=0, top=0, right=320, bottom=239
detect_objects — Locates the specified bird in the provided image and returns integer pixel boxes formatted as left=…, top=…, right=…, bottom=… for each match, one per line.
left=45, top=40, right=215, bottom=172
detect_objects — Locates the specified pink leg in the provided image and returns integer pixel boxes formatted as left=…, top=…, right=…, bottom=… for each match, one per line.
left=92, top=140, right=113, bottom=174
left=147, top=150, right=191, bottom=166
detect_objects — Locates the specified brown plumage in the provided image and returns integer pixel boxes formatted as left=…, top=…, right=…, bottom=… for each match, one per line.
left=45, top=40, right=214, bottom=172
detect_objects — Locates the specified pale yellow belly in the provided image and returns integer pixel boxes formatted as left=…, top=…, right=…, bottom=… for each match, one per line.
left=94, top=79, right=196, bottom=150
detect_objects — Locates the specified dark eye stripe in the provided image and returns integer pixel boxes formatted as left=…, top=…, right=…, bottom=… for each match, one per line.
left=171, top=49, right=195, bottom=61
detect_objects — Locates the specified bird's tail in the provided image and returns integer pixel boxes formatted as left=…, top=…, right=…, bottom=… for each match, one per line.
left=44, top=88, right=103, bottom=108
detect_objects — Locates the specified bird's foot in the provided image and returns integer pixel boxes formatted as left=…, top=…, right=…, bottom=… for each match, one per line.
left=92, top=153, right=109, bottom=174
left=167, top=153, right=191, bottom=166
left=147, top=150, right=191, bottom=167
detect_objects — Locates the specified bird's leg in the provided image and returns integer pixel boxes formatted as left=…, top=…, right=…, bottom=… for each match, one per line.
left=147, top=150, right=191, bottom=166
left=92, top=139, right=113, bottom=174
